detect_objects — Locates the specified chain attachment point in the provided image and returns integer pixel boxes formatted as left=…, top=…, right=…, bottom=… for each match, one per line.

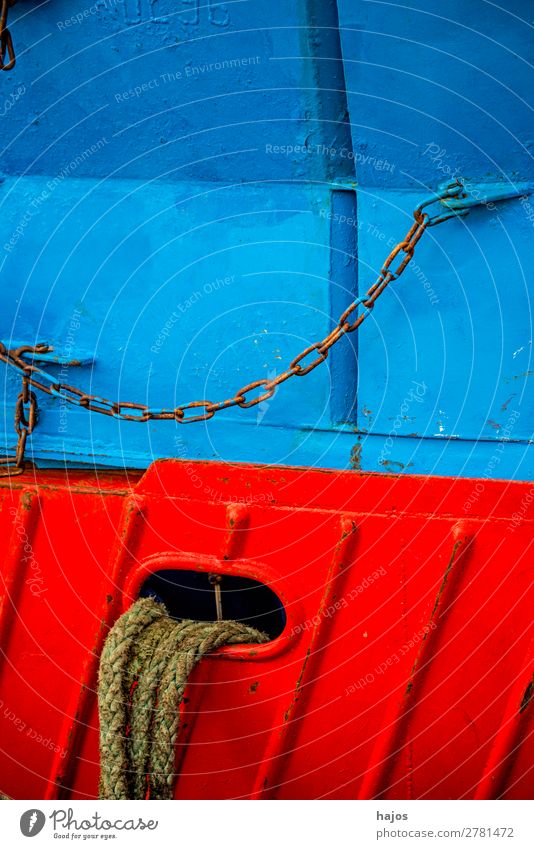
left=0, top=182, right=465, bottom=437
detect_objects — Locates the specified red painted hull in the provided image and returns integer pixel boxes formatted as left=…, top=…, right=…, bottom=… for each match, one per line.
left=0, top=461, right=532, bottom=799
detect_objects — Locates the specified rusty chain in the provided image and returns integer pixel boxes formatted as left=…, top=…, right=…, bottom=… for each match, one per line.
left=0, top=376, right=38, bottom=476
left=0, top=181, right=466, bottom=470
left=0, top=0, right=16, bottom=72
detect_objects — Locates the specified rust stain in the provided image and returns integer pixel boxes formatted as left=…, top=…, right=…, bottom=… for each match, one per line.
left=501, top=394, right=517, bottom=411
left=362, top=406, right=373, bottom=426
left=486, top=419, right=501, bottom=431
left=21, top=492, right=33, bottom=511
left=338, top=519, right=357, bottom=545
left=249, top=681, right=259, bottom=693
left=429, top=540, right=461, bottom=621
left=404, top=539, right=463, bottom=698
left=14, top=484, right=134, bottom=498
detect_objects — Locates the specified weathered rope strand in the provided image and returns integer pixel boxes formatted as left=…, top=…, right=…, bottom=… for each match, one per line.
left=127, top=616, right=172, bottom=799
left=98, top=597, right=267, bottom=800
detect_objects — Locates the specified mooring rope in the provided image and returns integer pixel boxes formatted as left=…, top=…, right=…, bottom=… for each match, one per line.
left=98, top=596, right=268, bottom=800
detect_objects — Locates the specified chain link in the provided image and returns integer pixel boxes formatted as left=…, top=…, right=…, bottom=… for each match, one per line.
left=0, top=181, right=466, bottom=439
left=0, top=376, right=38, bottom=477
left=0, top=0, right=16, bottom=72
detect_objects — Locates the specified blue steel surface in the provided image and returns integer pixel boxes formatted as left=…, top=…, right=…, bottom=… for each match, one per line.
left=1, top=0, right=533, bottom=479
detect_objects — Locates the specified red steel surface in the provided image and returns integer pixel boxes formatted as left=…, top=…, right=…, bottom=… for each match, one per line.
left=0, top=460, right=532, bottom=800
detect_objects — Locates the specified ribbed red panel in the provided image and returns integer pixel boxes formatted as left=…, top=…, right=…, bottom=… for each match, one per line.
left=0, top=461, right=532, bottom=800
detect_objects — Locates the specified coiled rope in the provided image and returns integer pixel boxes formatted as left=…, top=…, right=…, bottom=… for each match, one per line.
left=98, top=596, right=268, bottom=800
